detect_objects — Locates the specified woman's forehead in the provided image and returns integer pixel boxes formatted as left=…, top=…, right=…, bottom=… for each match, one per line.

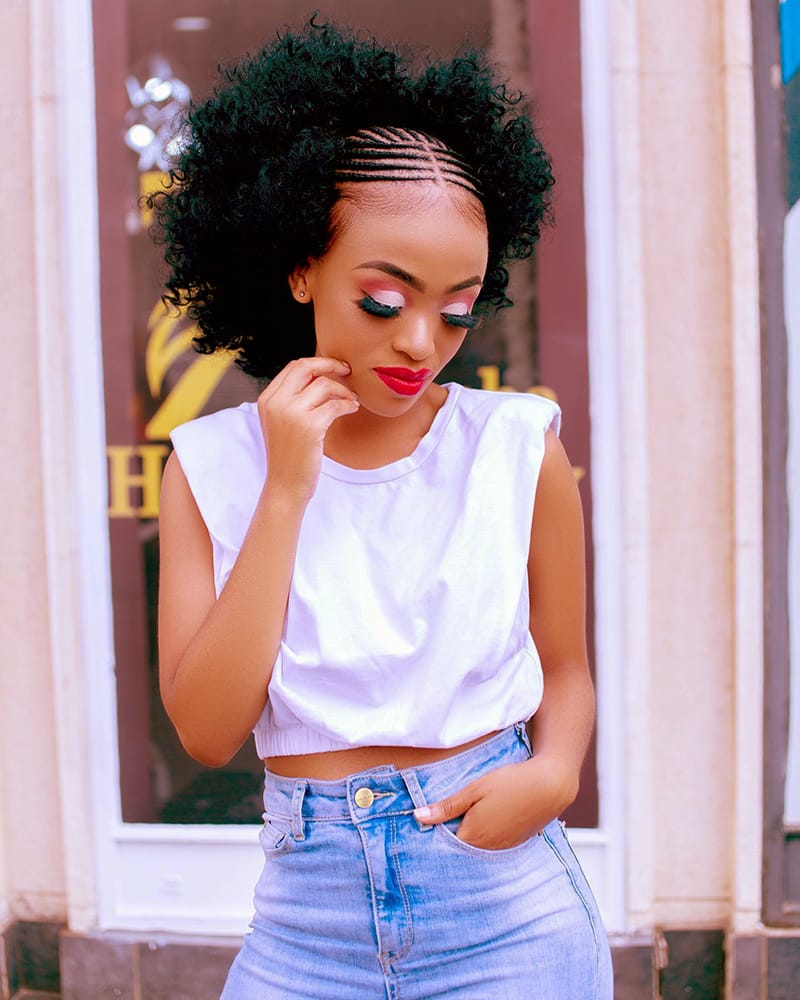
left=332, top=179, right=487, bottom=234
left=322, top=183, right=489, bottom=279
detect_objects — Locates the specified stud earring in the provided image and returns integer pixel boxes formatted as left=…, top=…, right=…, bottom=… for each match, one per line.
left=299, top=290, right=306, bottom=298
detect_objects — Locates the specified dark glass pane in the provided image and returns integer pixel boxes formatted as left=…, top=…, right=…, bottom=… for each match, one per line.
left=95, top=0, right=595, bottom=825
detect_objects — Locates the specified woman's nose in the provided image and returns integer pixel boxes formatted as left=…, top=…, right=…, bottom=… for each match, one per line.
left=393, top=313, right=436, bottom=360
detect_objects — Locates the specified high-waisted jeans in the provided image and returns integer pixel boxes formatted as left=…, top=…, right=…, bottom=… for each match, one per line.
left=220, top=724, right=613, bottom=999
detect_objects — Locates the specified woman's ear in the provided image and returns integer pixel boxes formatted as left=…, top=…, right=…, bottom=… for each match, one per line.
left=288, top=266, right=312, bottom=303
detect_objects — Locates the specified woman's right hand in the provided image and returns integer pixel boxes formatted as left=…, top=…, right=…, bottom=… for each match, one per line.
left=257, top=357, right=359, bottom=502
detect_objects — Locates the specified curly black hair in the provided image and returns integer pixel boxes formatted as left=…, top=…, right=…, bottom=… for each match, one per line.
left=149, top=19, right=554, bottom=379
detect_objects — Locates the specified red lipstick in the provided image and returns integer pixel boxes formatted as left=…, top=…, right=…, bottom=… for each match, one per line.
left=373, top=367, right=432, bottom=396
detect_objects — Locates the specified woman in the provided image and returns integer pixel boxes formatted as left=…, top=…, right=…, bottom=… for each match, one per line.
left=154, top=20, right=613, bottom=999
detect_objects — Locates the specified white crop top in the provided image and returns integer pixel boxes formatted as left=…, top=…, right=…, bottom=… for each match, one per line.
left=170, top=383, right=561, bottom=757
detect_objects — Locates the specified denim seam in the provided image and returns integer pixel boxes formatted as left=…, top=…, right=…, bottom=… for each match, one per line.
left=265, top=807, right=420, bottom=824
left=541, top=825, right=602, bottom=999
left=515, top=720, right=533, bottom=755
left=356, top=820, right=389, bottom=976
left=290, top=780, right=307, bottom=841
left=387, top=813, right=414, bottom=963
left=386, top=968, right=402, bottom=1000
left=355, top=808, right=416, bottom=824
left=264, top=809, right=349, bottom=822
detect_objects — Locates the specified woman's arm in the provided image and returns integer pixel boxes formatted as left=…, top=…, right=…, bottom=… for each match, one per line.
left=414, top=428, right=595, bottom=847
left=524, top=427, right=595, bottom=801
left=158, top=357, right=358, bottom=766
left=158, top=455, right=308, bottom=766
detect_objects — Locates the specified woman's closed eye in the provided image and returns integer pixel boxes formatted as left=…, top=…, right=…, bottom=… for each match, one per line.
left=440, top=300, right=481, bottom=330
left=357, top=289, right=405, bottom=318
left=441, top=310, right=480, bottom=329
left=356, top=290, right=480, bottom=329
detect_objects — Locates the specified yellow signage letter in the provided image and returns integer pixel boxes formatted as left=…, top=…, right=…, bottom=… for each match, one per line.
left=107, top=444, right=170, bottom=518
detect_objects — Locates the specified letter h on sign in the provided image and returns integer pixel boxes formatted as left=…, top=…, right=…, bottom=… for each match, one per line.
left=107, top=444, right=170, bottom=518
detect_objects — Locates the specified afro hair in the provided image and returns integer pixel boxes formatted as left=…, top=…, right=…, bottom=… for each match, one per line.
left=148, top=18, right=554, bottom=379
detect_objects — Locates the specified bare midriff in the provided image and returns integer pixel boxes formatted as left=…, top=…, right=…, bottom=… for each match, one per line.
left=265, top=729, right=501, bottom=779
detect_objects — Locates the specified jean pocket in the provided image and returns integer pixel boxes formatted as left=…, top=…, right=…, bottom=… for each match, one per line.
left=435, top=816, right=543, bottom=861
left=259, top=810, right=294, bottom=857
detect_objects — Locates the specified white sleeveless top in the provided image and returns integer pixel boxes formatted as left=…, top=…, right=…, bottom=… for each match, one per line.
left=170, top=383, right=561, bottom=757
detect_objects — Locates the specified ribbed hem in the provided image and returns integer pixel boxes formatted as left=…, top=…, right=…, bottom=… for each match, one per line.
left=254, top=726, right=354, bottom=759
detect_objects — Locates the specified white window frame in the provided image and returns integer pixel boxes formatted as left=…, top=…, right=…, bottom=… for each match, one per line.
left=57, top=0, right=627, bottom=935
left=783, top=198, right=800, bottom=823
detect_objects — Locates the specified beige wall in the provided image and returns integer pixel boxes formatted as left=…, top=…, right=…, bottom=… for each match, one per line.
left=0, top=0, right=67, bottom=923
left=0, top=0, right=764, bottom=937
left=610, top=0, right=761, bottom=930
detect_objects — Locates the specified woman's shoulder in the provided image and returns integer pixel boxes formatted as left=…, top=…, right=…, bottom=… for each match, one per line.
left=166, top=401, right=264, bottom=542
left=169, top=401, right=263, bottom=484
left=170, top=400, right=258, bottom=443
left=170, top=403, right=258, bottom=451
left=452, top=384, right=561, bottom=436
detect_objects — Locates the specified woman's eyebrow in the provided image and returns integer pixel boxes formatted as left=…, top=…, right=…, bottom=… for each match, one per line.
left=354, top=260, right=483, bottom=294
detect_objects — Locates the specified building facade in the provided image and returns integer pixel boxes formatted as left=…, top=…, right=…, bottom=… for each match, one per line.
left=0, top=0, right=797, bottom=997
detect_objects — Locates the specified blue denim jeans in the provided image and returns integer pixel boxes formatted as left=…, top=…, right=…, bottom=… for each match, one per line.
left=221, top=724, right=613, bottom=999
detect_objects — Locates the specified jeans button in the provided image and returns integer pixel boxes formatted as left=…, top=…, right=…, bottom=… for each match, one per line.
left=354, top=787, right=375, bottom=808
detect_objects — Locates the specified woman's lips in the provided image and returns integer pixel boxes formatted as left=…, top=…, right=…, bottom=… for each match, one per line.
left=373, top=367, right=432, bottom=396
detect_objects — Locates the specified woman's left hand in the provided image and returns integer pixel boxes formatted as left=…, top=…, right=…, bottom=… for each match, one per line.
left=412, top=755, right=579, bottom=851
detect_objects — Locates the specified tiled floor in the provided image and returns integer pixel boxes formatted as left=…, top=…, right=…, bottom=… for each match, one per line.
left=3, top=921, right=62, bottom=998
left=59, top=933, right=237, bottom=1000
left=611, top=939, right=655, bottom=998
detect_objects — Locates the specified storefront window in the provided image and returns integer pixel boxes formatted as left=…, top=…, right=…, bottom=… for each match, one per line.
left=94, top=0, right=595, bottom=825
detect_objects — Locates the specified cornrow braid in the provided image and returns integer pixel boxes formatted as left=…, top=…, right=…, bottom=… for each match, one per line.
left=335, top=127, right=482, bottom=198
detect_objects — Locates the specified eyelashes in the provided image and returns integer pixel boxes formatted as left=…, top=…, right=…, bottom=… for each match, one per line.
left=441, top=312, right=480, bottom=330
left=357, top=294, right=401, bottom=319
left=356, top=294, right=480, bottom=329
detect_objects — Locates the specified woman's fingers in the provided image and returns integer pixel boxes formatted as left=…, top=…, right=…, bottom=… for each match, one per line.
left=294, top=374, right=359, bottom=411
left=413, top=779, right=481, bottom=826
left=262, top=357, right=351, bottom=400
left=254, top=357, right=360, bottom=501
left=291, top=382, right=360, bottom=439
left=312, top=396, right=361, bottom=430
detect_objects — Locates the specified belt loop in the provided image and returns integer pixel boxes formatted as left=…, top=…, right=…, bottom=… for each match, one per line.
left=399, top=769, right=434, bottom=832
left=515, top=721, right=533, bottom=756
left=290, top=780, right=307, bottom=841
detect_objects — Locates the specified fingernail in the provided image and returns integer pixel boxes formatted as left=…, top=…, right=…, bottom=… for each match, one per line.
left=341, top=361, right=351, bottom=371
left=414, top=806, right=433, bottom=821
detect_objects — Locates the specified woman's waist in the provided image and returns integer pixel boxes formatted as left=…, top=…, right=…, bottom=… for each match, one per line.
left=264, top=728, right=501, bottom=780
left=261, top=723, right=532, bottom=821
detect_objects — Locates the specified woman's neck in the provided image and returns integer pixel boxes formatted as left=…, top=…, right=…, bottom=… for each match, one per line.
left=322, top=382, right=448, bottom=469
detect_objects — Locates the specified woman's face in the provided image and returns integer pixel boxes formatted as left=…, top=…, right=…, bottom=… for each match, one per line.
left=294, top=183, right=489, bottom=418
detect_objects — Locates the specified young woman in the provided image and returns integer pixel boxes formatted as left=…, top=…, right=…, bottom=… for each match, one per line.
left=153, top=20, right=613, bottom=999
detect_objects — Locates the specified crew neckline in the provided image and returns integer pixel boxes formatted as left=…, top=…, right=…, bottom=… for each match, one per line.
left=320, top=381, right=461, bottom=484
